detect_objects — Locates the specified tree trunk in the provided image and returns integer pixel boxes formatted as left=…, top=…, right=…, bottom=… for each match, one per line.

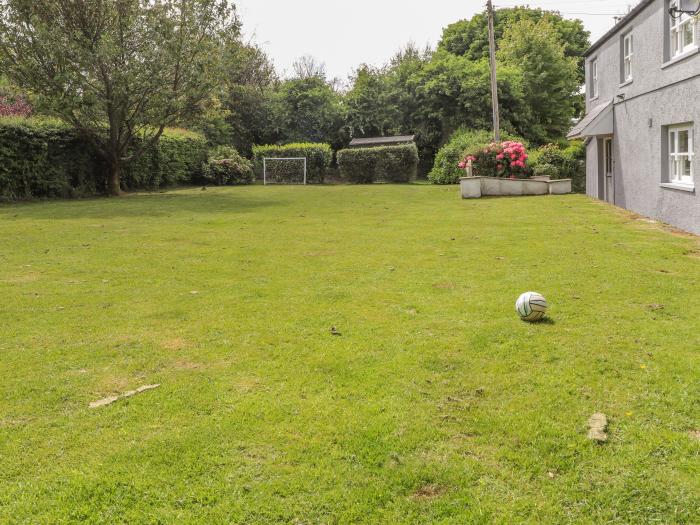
left=108, top=158, right=122, bottom=196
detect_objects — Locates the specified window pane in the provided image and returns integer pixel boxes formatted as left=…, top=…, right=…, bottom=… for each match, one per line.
left=679, top=130, right=689, bottom=153
left=670, top=132, right=677, bottom=153
left=682, top=156, right=692, bottom=178
left=683, top=21, right=694, bottom=47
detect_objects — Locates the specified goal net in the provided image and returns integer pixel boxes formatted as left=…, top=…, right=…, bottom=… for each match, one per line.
left=262, top=157, right=307, bottom=185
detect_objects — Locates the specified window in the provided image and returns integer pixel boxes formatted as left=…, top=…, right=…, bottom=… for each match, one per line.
left=623, top=33, right=633, bottom=81
left=670, top=2, right=696, bottom=57
left=668, top=125, right=694, bottom=186
left=590, top=59, right=598, bottom=98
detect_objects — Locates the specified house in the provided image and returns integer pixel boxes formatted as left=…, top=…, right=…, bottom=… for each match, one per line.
left=568, top=0, right=700, bottom=234
left=348, top=135, right=415, bottom=148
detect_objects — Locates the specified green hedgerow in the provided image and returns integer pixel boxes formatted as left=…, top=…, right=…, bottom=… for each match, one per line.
left=337, top=144, right=419, bottom=184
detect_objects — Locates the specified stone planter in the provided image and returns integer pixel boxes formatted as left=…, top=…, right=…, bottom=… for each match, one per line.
left=460, top=176, right=572, bottom=199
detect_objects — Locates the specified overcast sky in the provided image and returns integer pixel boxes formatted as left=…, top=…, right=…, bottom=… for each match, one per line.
left=235, top=0, right=642, bottom=81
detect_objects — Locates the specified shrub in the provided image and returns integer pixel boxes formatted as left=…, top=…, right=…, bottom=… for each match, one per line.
left=529, top=141, right=585, bottom=193
left=337, top=144, right=419, bottom=184
left=201, top=145, right=254, bottom=186
left=0, top=95, right=31, bottom=118
left=462, top=140, right=530, bottom=179
left=0, top=117, right=207, bottom=199
left=252, top=143, right=332, bottom=183
left=428, top=129, right=526, bottom=184
left=532, top=163, right=560, bottom=179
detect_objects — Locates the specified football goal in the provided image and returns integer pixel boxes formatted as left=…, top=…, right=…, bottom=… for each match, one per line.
left=262, top=157, right=307, bottom=185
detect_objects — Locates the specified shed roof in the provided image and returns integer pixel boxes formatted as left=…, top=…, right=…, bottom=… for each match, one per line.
left=567, top=100, right=614, bottom=139
left=349, top=135, right=416, bottom=147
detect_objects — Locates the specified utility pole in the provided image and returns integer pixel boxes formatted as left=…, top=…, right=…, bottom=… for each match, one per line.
left=486, top=0, right=501, bottom=142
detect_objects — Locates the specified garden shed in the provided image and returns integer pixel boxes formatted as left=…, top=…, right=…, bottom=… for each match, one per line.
left=349, top=135, right=415, bottom=148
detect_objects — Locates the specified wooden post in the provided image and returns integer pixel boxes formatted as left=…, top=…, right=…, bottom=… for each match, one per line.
left=486, top=0, right=501, bottom=142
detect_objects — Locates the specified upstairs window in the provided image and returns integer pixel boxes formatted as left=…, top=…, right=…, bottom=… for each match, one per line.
left=590, top=59, right=599, bottom=99
left=623, top=33, right=633, bottom=81
left=668, top=125, right=694, bottom=186
left=670, top=2, right=696, bottom=57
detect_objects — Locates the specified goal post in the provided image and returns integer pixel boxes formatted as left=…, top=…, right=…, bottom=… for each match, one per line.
left=262, top=157, right=307, bottom=185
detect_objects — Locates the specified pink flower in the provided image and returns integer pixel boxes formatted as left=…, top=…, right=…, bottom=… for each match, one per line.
left=458, top=161, right=466, bottom=169
left=496, top=153, right=504, bottom=160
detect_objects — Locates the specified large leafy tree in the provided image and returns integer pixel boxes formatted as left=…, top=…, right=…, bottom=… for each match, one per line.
left=439, top=7, right=590, bottom=82
left=498, top=19, right=580, bottom=144
left=273, top=75, right=344, bottom=148
left=344, top=65, right=398, bottom=138
left=0, top=0, right=240, bottom=195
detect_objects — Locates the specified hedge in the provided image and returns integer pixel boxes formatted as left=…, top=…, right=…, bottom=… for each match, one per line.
left=428, top=128, right=525, bottom=184
left=0, top=117, right=208, bottom=200
left=252, top=143, right=332, bottom=184
left=337, top=144, right=419, bottom=184
left=529, top=141, right=586, bottom=193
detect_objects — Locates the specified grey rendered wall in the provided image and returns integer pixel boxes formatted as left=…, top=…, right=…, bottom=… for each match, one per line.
left=585, top=0, right=700, bottom=113
left=613, top=77, right=700, bottom=234
left=583, top=0, right=700, bottom=234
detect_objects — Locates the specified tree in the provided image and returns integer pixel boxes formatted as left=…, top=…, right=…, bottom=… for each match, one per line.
left=292, top=55, right=327, bottom=80
left=413, top=52, right=528, bottom=146
left=222, top=43, right=279, bottom=154
left=0, top=0, right=240, bottom=195
left=498, top=19, right=580, bottom=145
left=273, top=76, right=344, bottom=148
left=344, top=65, right=397, bottom=138
left=439, top=7, right=590, bottom=82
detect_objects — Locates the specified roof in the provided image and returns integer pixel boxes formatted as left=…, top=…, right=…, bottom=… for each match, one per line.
left=585, top=0, right=654, bottom=56
left=567, top=100, right=614, bottom=139
left=349, top=135, right=415, bottom=147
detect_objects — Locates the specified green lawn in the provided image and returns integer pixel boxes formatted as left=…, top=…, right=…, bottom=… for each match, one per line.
left=1, top=185, right=699, bottom=524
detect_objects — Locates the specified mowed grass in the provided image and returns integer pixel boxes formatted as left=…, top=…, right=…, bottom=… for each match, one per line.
left=1, top=185, right=699, bottom=524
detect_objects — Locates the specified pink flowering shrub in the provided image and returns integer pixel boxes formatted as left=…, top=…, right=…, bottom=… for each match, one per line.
left=459, top=140, right=530, bottom=179
left=0, top=95, right=32, bottom=118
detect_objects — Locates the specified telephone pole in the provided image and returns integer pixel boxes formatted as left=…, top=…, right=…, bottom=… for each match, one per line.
left=486, top=0, right=501, bottom=142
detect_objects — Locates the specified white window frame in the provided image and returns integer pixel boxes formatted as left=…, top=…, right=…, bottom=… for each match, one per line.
left=668, top=125, right=694, bottom=187
left=623, top=33, right=633, bottom=81
left=590, top=59, right=599, bottom=99
left=670, top=2, right=697, bottom=58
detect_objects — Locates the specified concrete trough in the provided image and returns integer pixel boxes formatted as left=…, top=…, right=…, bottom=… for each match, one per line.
left=460, top=177, right=572, bottom=199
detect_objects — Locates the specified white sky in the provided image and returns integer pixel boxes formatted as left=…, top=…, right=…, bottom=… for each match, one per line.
left=235, top=0, right=643, bottom=82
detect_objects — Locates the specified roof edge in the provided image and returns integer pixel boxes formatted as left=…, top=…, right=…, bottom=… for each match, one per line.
left=585, top=0, right=655, bottom=57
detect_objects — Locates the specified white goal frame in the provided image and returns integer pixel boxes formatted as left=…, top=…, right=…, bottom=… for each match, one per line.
left=262, top=157, right=307, bottom=185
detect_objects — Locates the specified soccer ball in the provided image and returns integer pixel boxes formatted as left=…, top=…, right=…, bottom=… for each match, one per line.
left=516, top=292, right=548, bottom=322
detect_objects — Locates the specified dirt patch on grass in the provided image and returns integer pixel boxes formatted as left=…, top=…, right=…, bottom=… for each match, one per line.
left=433, top=281, right=455, bottom=290
left=173, top=360, right=202, bottom=370
left=162, top=337, right=190, bottom=351
left=411, top=484, right=447, bottom=501
left=1, top=273, right=40, bottom=284
left=690, top=431, right=700, bottom=441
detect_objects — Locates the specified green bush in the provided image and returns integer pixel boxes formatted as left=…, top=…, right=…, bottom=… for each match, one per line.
left=428, top=129, right=525, bottom=184
left=337, top=144, right=419, bottom=184
left=252, top=143, right=332, bottom=184
left=529, top=141, right=585, bottom=193
left=201, top=146, right=254, bottom=186
left=0, top=118, right=208, bottom=199
left=532, top=163, right=560, bottom=179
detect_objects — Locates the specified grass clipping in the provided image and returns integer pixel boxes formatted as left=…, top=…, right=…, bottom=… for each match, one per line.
left=89, top=384, right=161, bottom=409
